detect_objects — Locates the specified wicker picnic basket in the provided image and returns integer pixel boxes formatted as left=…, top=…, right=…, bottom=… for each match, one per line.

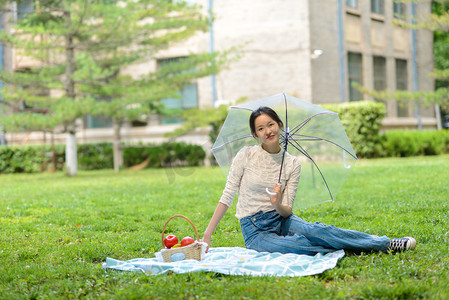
left=161, top=214, right=203, bottom=262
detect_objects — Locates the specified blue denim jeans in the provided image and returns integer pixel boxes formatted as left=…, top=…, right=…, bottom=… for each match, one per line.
left=240, top=210, right=390, bottom=255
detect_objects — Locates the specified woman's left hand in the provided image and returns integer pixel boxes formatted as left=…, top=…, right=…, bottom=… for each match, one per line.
left=269, top=183, right=282, bottom=206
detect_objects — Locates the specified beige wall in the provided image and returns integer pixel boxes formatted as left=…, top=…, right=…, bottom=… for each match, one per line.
left=205, top=0, right=312, bottom=104
left=309, top=0, right=343, bottom=104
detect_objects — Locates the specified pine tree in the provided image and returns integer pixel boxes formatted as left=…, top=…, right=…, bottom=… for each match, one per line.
left=0, top=0, right=233, bottom=173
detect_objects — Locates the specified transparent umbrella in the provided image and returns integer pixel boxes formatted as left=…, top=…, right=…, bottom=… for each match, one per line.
left=211, top=93, right=358, bottom=208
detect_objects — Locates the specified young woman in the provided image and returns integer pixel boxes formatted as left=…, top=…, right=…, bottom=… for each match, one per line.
left=202, top=106, right=416, bottom=255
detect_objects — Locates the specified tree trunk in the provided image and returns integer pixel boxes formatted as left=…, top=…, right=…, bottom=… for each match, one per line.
left=51, top=131, right=56, bottom=172
left=64, top=10, right=78, bottom=176
left=0, top=126, right=5, bottom=146
left=113, top=119, right=123, bottom=172
left=65, top=132, right=77, bottom=176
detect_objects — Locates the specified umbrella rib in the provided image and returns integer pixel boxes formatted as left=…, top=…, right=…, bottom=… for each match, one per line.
left=290, top=134, right=358, bottom=160
left=283, top=93, right=288, bottom=131
left=278, top=93, right=289, bottom=183
left=286, top=138, right=335, bottom=202
left=229, top=106, right=253, bottom=112
left=289, top=112, right=337, bottom=137
left=211, top=134, right=254, bottom=151
left=280, top=137, right=311, bottom=160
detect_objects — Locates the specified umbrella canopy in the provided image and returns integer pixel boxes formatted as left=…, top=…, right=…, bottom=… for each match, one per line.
left=211, top=93, right=358, bottom=208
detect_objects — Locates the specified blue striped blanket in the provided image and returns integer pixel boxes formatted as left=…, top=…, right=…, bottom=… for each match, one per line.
left=103, top=247, right=345, bottom=277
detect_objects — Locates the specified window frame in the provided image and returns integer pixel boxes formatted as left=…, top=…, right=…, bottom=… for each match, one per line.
left=395, top=58, right=409, bottom=117
left=393, top=1, right=406, bottom=20
left=16, top=0, right=34, bottom=21
left=347, top=52, right=364, bottom=102
left=371, top=0, right=385, bottom=15
left=157, top=56, right=199, bottom=125
left=345, top=0, right=358, bottom=9
left=84, top=97, right=113, bottom=129
left=373, top=56, right=386, bottom=92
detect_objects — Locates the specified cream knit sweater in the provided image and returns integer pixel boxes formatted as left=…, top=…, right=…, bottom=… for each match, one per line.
left=219, top=145, right=301, bottom=219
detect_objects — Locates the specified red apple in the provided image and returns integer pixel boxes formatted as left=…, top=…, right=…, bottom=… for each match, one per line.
left=164, top=234, right=178, bottom=249
left=181, top=236, right=195, bottom=247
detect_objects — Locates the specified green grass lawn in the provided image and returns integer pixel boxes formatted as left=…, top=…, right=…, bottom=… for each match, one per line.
left=1, top=155, right=448, bottom=299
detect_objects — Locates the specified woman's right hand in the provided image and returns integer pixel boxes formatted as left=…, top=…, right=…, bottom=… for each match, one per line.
left=269, top=183, right=282, bottom=206
left=202, top=202, right=229, bottom=253
left=270, top=183, right=292, bottom=218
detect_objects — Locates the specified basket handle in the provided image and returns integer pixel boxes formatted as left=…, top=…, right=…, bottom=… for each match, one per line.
left=161, top=214, right=199, bottom=248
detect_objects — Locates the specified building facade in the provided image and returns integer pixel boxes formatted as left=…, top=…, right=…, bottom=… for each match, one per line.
left=206, top=0, right=436, bottom=129
left=1, top=0, right=437, bottom=148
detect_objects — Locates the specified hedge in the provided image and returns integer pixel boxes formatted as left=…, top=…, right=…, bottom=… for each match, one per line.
left=320, top=101, right=449, bottom=158
left=0, top=141, right=206, bottom=174
left=321, top=101, right=386, bottom=158
left=78, top=143, right=114, bottom=170
left=0, top=144, right=66, bottom=174
left=0, top=145, right=52, bottom=174
left=123, top=142, right=206, bottom=168
left=380, top=130, right=449, bottom=157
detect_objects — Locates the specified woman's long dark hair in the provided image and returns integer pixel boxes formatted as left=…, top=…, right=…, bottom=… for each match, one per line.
left=249, top=106, right=283, bottom=137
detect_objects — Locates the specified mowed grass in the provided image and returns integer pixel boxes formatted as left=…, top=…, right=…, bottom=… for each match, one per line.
left=1, top=155, right=449, bottom=299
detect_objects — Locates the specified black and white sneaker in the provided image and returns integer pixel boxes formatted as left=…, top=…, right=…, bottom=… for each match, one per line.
left=387, top=237, right=416, bottom=252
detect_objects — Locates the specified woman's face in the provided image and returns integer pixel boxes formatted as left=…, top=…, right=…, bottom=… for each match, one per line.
left=253, top=113, right=282, bottom=150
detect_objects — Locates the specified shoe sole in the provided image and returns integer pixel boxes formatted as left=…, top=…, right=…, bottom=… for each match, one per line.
left=405, top=237, right=416, bottom=250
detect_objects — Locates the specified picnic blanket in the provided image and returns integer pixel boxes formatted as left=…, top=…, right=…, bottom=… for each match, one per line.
left=103, top=247, right=345, bottom=277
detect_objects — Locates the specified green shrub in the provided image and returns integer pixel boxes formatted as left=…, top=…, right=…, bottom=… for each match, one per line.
left=44, top=144, right=66, bottom=171
left=186, top=144, right=207, bottom=166
left=381, top=131, right=418, bottom=157
left=0, top=146, right=14, bottom=173
left=0, top=145, right=64, bottom=174
left=123, top=142, right=205, bottom=168
left=381, top=130, right=449, bottom=157
left=0, top=141, right=205, bottom=174
left=445, top=130, right=449, bottom=153
left=123, top=144, right=163, bottom=168
left=321, top=101, right=386, bottom=158
left=12, top=146, right=46, bottom=173
left=78, top=143, right=113, bottom=170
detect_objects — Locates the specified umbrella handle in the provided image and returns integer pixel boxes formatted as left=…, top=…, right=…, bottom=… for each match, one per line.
left=265, top=187, right=277, bottom=196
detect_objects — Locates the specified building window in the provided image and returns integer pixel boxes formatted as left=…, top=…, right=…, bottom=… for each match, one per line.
left=158, top=57, right=199, bottom=125
left=17, top=0, right=34, bottom=20
left=393, top=1, right=406, bottom=20
left=15, top=69, right=50, bottom=114
left=347, top=52, right=363, bottom=102
left=85, top=115, right=113, bottom=129
left=371, top=0, right=384, bottom=15
left=373, top=56, right=386, bottom=92
left=395, top=59, right=409, bottom=117
left=373, top=56, right=386, bottom=105
left=161, top=83, right=198, bottom=124
left=346, top=0, right=357, bottom=9
left=85, top=98, right=113, bottom=129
